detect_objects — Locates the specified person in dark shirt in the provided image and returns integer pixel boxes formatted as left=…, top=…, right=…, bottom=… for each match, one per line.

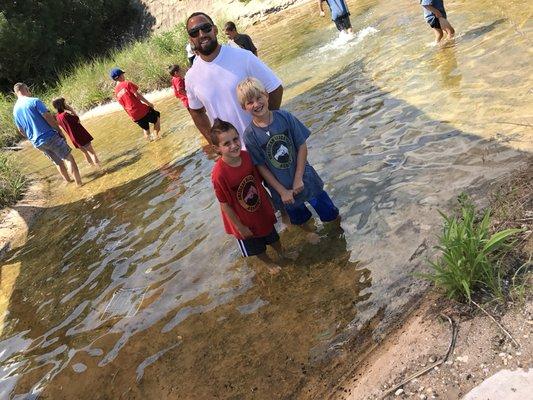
left=224, top=21, right=258, bottom=56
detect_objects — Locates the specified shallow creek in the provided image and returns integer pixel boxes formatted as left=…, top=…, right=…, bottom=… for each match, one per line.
left=0, top=0, right=531, bottom=398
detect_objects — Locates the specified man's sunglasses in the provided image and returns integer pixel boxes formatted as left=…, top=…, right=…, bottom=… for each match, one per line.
left=188, top=23, right=213, bottom=38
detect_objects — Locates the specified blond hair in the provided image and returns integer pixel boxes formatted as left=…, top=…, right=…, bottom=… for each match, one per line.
left=236, top=77, right=267, bottom=107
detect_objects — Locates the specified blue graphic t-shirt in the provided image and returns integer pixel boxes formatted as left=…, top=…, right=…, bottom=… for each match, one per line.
left=243, top=109, right=324, bottom=211
left=13, top=97, right=56, bottom=147
left=420, top=0, right=447, bottom=20
left=325, top=0, right=350, bottom=20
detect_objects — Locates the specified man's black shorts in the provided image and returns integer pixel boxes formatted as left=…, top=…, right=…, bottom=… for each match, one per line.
left=334, top=14, right=352, bottom=32
left=134, top=107, right=160, bottom=130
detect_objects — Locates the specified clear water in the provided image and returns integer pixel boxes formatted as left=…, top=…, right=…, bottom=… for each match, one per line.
left=0, top=0, right=531, bottom=398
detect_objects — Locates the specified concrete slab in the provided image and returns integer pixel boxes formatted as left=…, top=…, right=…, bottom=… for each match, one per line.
left=462, top=369, right=533, bottom=400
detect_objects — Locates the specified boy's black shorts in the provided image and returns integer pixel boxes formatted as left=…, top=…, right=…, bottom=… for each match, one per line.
left=334, top=14, right=352, bottom=31
left=135, top=107, right=160, bottom=130
left=236, top=228, right=279, bottom=257
left=427, top=15, right=441, bottom=29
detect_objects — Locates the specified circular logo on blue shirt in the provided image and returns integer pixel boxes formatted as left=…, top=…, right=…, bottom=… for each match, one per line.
left=266, top=133, right=292, bottom=169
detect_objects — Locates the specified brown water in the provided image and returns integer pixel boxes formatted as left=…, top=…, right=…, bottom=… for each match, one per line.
left=0, top=0, right=531, bottom=398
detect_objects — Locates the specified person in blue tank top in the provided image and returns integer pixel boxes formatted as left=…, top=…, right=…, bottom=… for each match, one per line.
left=318, top=0, right=353, bottom=35
left=12, top=83, right=82, bottom=186
left=420, top=0, right=455, bottom=44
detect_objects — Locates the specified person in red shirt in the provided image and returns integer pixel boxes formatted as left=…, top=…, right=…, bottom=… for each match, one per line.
left=168, top=64, right=189, bottom=110
left=210, top=118, right=284, bottom=275
left=110, top=68, right=161, bottom=141
left=52, top=97, right=101, bottom=168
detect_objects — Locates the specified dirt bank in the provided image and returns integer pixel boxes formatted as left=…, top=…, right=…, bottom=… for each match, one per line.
left=133, top=0, right=310, bottom=32
left=330, top=164, right=533, bottom=399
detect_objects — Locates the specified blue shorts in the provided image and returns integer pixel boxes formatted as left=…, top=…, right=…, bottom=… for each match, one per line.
left=426, top=12, right=446, bottom=29
left=237, top=228, right=279, bottom=257
left=286, top=190, right=339, bottom=225
left=37, top=133, right=71, bottom=165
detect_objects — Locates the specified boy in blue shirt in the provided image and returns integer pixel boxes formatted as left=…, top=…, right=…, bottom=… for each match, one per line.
left=237, top=77, right=339, bottom=228
left=318, top=0, right=353, bottom=35
left=420, top=0, right=455, bottom=43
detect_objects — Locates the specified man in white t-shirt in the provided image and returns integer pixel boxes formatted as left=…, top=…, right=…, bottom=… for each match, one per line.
left=185, top=12, right=283, bottom=144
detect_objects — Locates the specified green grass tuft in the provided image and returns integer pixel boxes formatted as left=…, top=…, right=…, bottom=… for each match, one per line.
left=422, top=194, right=523, bottom=303
left=0, top=152, right=27, bottom=208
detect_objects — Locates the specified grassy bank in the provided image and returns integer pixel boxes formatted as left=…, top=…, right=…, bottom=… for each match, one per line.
left=0, top=152, right=26, bottom=208
left=0, top=22, right=189, bottom=148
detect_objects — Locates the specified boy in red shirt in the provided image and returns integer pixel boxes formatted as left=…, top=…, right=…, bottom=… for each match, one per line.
left=110, top=68, right=161, bottom=141
left=168, top=64, right=189, bottom=110
left=210, top=118, right=283, bottom=275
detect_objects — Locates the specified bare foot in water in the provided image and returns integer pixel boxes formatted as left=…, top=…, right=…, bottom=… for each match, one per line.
left=306, top=232, right=321, bottom=244
left=267, top=266, right=282, bottom=276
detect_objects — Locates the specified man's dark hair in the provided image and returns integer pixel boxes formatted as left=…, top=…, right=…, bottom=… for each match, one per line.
left=210, top=118, right=238, bottom=146
left=168, top=64, right=180, bottom=75
left=186, top=12, right=214, bottom=28
left=224, top=21, right=237, bottom=31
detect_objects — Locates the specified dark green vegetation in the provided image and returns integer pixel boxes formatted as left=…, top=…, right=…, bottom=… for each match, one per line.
left=424, top=167, right=532, bottom=304
left=0, top=152, right=26, bottom=208
left=0, top=22, right=189, bottom=148
left=0, top=0, right=138, bottom=92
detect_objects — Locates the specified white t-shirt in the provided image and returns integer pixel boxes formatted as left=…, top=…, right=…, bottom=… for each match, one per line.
left=185, top=45, right=282, bottom=135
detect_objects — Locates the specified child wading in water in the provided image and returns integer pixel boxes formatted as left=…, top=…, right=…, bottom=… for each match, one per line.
left=168, top=64, right=190, bottom=110
left=210, top=119, right=284, bottom=275
left=52, top=98, right=101, bottom=168
left=110, top=67, right=161, bottom=141
left=420, top=0, right=455, bottom=43
left=237, top=77, right=339, bottom=230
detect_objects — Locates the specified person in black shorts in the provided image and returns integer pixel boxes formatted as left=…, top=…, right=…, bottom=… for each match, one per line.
left=224, top=21, right=258, bottom=56
left=318, top=0, right=354, bottom=35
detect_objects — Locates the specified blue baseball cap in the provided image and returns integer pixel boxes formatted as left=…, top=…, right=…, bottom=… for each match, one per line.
left=110, top=68, right=125, bottom=80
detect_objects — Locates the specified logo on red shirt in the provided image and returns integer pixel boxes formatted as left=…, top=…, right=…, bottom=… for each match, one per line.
left=237, top=175, right=261, bottom=212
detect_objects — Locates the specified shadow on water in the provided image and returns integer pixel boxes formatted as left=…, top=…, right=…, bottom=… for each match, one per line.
left=0, top=30, right=529, bottom=400
left=461, top=18, right=506, bottom=41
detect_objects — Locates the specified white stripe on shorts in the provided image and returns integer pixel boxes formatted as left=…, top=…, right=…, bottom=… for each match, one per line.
left=237, top=239, right=248, bottom=257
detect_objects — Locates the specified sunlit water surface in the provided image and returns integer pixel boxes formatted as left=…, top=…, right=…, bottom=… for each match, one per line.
left=0, top=0, right=531, bottom=398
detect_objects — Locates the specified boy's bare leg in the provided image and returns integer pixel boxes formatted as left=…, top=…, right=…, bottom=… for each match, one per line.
left=440, top=18, right=455, bottom=39
left=432, top=28, right=444, bottom=43
left=153, top=117, right=161, bottom=139
left=256, top=252, right=281, bottom=275
left=142, top=128, right=151, bottom=141
left=84, top=144, right=101, bottom=168
left=63, top=154, right=82, bottom=186
left=79, top=147, right=93, bottom=165
left=55, top=162, right=73, bottom=183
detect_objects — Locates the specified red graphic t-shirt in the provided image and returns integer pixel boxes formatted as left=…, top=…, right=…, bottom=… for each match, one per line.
left=212, top=151, right=276, bottom=239
left=114, top=81, right=150, bottom=121
left=171, top=76, right=189, bottom=109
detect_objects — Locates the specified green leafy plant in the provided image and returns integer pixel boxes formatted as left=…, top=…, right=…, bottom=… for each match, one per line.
left=423, top=194, right=523, bottom=302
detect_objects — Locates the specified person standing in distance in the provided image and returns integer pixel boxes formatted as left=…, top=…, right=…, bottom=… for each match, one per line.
left=224, top=21, right=258, bottom=56
left=12, top=83, right=82, bottom=186
left=184, top=12, right=283, bottom=144
left=318, top=0, right=354, bottom=35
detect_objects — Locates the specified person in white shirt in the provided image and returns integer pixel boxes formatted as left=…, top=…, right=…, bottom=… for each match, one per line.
left=185, top=12, right=283, bottom=144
